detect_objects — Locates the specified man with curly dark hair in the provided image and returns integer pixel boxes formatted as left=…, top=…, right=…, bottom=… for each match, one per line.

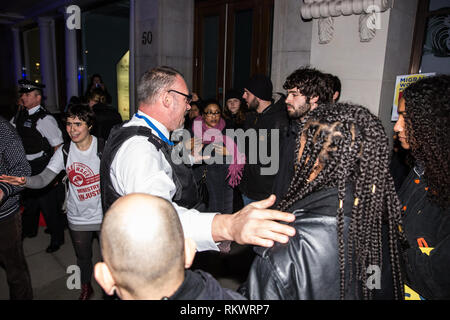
left=240, top=103, right=406, bottom=300
left=272, top=67, right=335, bottom=206
left=394, top=74, right=450, bottom=300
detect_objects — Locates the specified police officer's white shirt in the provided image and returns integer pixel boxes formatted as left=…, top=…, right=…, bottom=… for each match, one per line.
left=110, top=110, right=219, bottom=252
left=11, top=105, right=64, bottom=160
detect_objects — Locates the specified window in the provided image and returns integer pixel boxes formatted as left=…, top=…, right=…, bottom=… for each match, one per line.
left=409, top=0, right=450, bottom=74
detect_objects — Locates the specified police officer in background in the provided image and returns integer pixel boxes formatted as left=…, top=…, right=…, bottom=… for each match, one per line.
left=12, top=80, right=65, bottom=253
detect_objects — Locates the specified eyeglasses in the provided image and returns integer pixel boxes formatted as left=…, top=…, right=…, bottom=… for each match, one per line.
left=168, top=89, right=193, bottom=104
left=205, top=111, right=221, bottom=116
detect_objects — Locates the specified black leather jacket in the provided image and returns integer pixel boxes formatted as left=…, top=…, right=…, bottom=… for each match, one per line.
left=239, top=185, right=395, bottom=300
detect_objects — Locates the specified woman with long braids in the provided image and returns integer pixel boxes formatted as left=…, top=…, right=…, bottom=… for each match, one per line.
left=240, top=102, right=406, bottom=300
left=394, top=74, right=450, bottom=300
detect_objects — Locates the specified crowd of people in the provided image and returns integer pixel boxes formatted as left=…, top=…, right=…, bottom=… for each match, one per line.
left=0, top=66, right=448, bottom=301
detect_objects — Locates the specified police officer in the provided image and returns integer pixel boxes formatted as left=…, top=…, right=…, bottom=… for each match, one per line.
left=12, top=80, right=65, bottom=253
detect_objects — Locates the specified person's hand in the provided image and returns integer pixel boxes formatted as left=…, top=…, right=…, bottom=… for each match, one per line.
left=0, top=189, right=4, bottom=202
left=191, top=138, right=211, bottom=163
left=0, top=175, right=26, bottom=186
left=212, top=195, right=296, bottom=247
left=185, top=137, right=203, bottom=152
left=213, top=143, right=228, bottom=156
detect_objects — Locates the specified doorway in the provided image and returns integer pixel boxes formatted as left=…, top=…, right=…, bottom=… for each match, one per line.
left=194, top=0, right=274, bottom=104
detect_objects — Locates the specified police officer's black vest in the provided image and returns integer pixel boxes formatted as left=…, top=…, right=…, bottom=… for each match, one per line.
left=15, top=107, right=54, bottom=174
left=100, top=123, right=202, bottom=213
left=15, top=107, right=53, bottom=156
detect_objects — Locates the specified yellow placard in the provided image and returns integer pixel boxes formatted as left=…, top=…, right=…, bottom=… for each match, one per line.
left=391, top=73, right=435, bottom=121
left=117, top=51, right=130, bottom=121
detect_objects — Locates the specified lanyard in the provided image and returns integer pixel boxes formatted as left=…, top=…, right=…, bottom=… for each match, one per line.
left=135, top=113, right=174, bottom=146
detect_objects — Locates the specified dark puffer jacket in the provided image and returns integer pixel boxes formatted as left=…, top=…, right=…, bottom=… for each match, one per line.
left=399, top=167, right=450, bottom=300
left=239, top=185, right=395, bottom=300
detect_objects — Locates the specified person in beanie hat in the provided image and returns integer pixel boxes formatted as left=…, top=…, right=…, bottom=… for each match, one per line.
left=224, top=88, right=247, bottom=130
left=242, top=75, right=273, bottom=112
left=239, top=74, right=289, bottom=205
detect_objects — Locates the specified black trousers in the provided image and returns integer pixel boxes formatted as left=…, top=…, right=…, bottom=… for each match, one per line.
left=0, top=211, right=33, bottom=299
left=21, top=183, right=65, bottom=245
left=69, top=229, right=100, bottom=285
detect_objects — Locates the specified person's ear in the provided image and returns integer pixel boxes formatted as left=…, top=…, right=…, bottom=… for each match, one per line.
left=94, top=262, right=116, bottom=296
left=333, top=91, right=340, bottom=102
left=310, top=96, right=319, bottom=107
left=162, top=91, right=172, bottom=108
left=184, top=238, right=197, bottom=269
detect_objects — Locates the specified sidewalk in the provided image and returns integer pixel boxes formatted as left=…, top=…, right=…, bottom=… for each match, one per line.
left=0, top=226, right=103, bottom=300
left=0, top=226, right=249, bottom=300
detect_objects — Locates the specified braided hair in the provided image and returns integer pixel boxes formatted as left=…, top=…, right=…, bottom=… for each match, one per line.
left=277, top=103, right=406, bottom=300
left=402, top=74, right=450, bottom=209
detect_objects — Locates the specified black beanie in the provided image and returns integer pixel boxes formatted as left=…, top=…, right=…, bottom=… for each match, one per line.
left=225, top=88, right=242, bottom=102
left=244, top=74, right=273, bottom=101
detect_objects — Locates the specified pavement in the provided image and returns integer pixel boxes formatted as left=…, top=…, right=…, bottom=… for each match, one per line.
left=0, top=225, right=253, bottom=300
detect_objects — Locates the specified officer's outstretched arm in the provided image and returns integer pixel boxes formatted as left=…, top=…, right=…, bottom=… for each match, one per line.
left=211, top=195, right=296, bottom=247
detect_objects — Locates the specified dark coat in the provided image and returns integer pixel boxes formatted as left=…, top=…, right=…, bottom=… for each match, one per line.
left=239, top=185, right=395, bottom=300
left=399, top=167, right=450, bottom=300
left=271, top=120, right=299, bottom=207
left=92, top=103, right=123, bottom=141
left=168, top=270, right=246, bottom=300
left=192, top=125, right=234, bottom=214
left=238, top=97, right=289, bottom=200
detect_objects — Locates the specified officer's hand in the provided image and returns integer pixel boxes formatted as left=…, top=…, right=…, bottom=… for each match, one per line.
left=212, top=195, right=296, bottom=247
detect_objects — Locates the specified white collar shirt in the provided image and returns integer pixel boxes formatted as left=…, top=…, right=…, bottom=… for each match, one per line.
left=110, top=110, right=219, bottom=251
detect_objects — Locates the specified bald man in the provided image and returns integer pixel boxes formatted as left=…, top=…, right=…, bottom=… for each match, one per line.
left=94, top=193, right=246, bottom=300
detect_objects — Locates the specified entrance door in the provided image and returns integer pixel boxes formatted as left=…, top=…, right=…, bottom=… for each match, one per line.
left=194, top=0, right=274, bottom=104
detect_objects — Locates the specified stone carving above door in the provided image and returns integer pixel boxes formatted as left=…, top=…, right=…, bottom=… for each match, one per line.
left=300, top=0, right=393, bottom=43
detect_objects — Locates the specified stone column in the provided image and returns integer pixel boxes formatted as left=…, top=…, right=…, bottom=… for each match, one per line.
left=133, top=0, right=194, bottom=90
left=64, top=12, right=79, bottom=104
left=271, top=0, right=312, bottom=93
left=38, top=17, right=58, bottom=113
left=129, top=0, right=136, bottom=115
left=12, top=27, right=23, bottom=84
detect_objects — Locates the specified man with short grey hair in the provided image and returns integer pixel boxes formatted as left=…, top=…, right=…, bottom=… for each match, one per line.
left=100, top=66, right=296, bottom=253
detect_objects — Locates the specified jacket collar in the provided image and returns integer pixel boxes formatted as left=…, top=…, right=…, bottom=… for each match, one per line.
left=27, top=105, right=41, bottom=115
left=167, top=270, right=205, bottom=300
left=413, top=162, right=425, bottom=177
left=290, top=184, right=355, bottom=218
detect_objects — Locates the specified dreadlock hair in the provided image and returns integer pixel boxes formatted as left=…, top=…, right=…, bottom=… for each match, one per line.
left=277, top=103, right=406, bottom=300
left=402, top=74, right=450, bottom=209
